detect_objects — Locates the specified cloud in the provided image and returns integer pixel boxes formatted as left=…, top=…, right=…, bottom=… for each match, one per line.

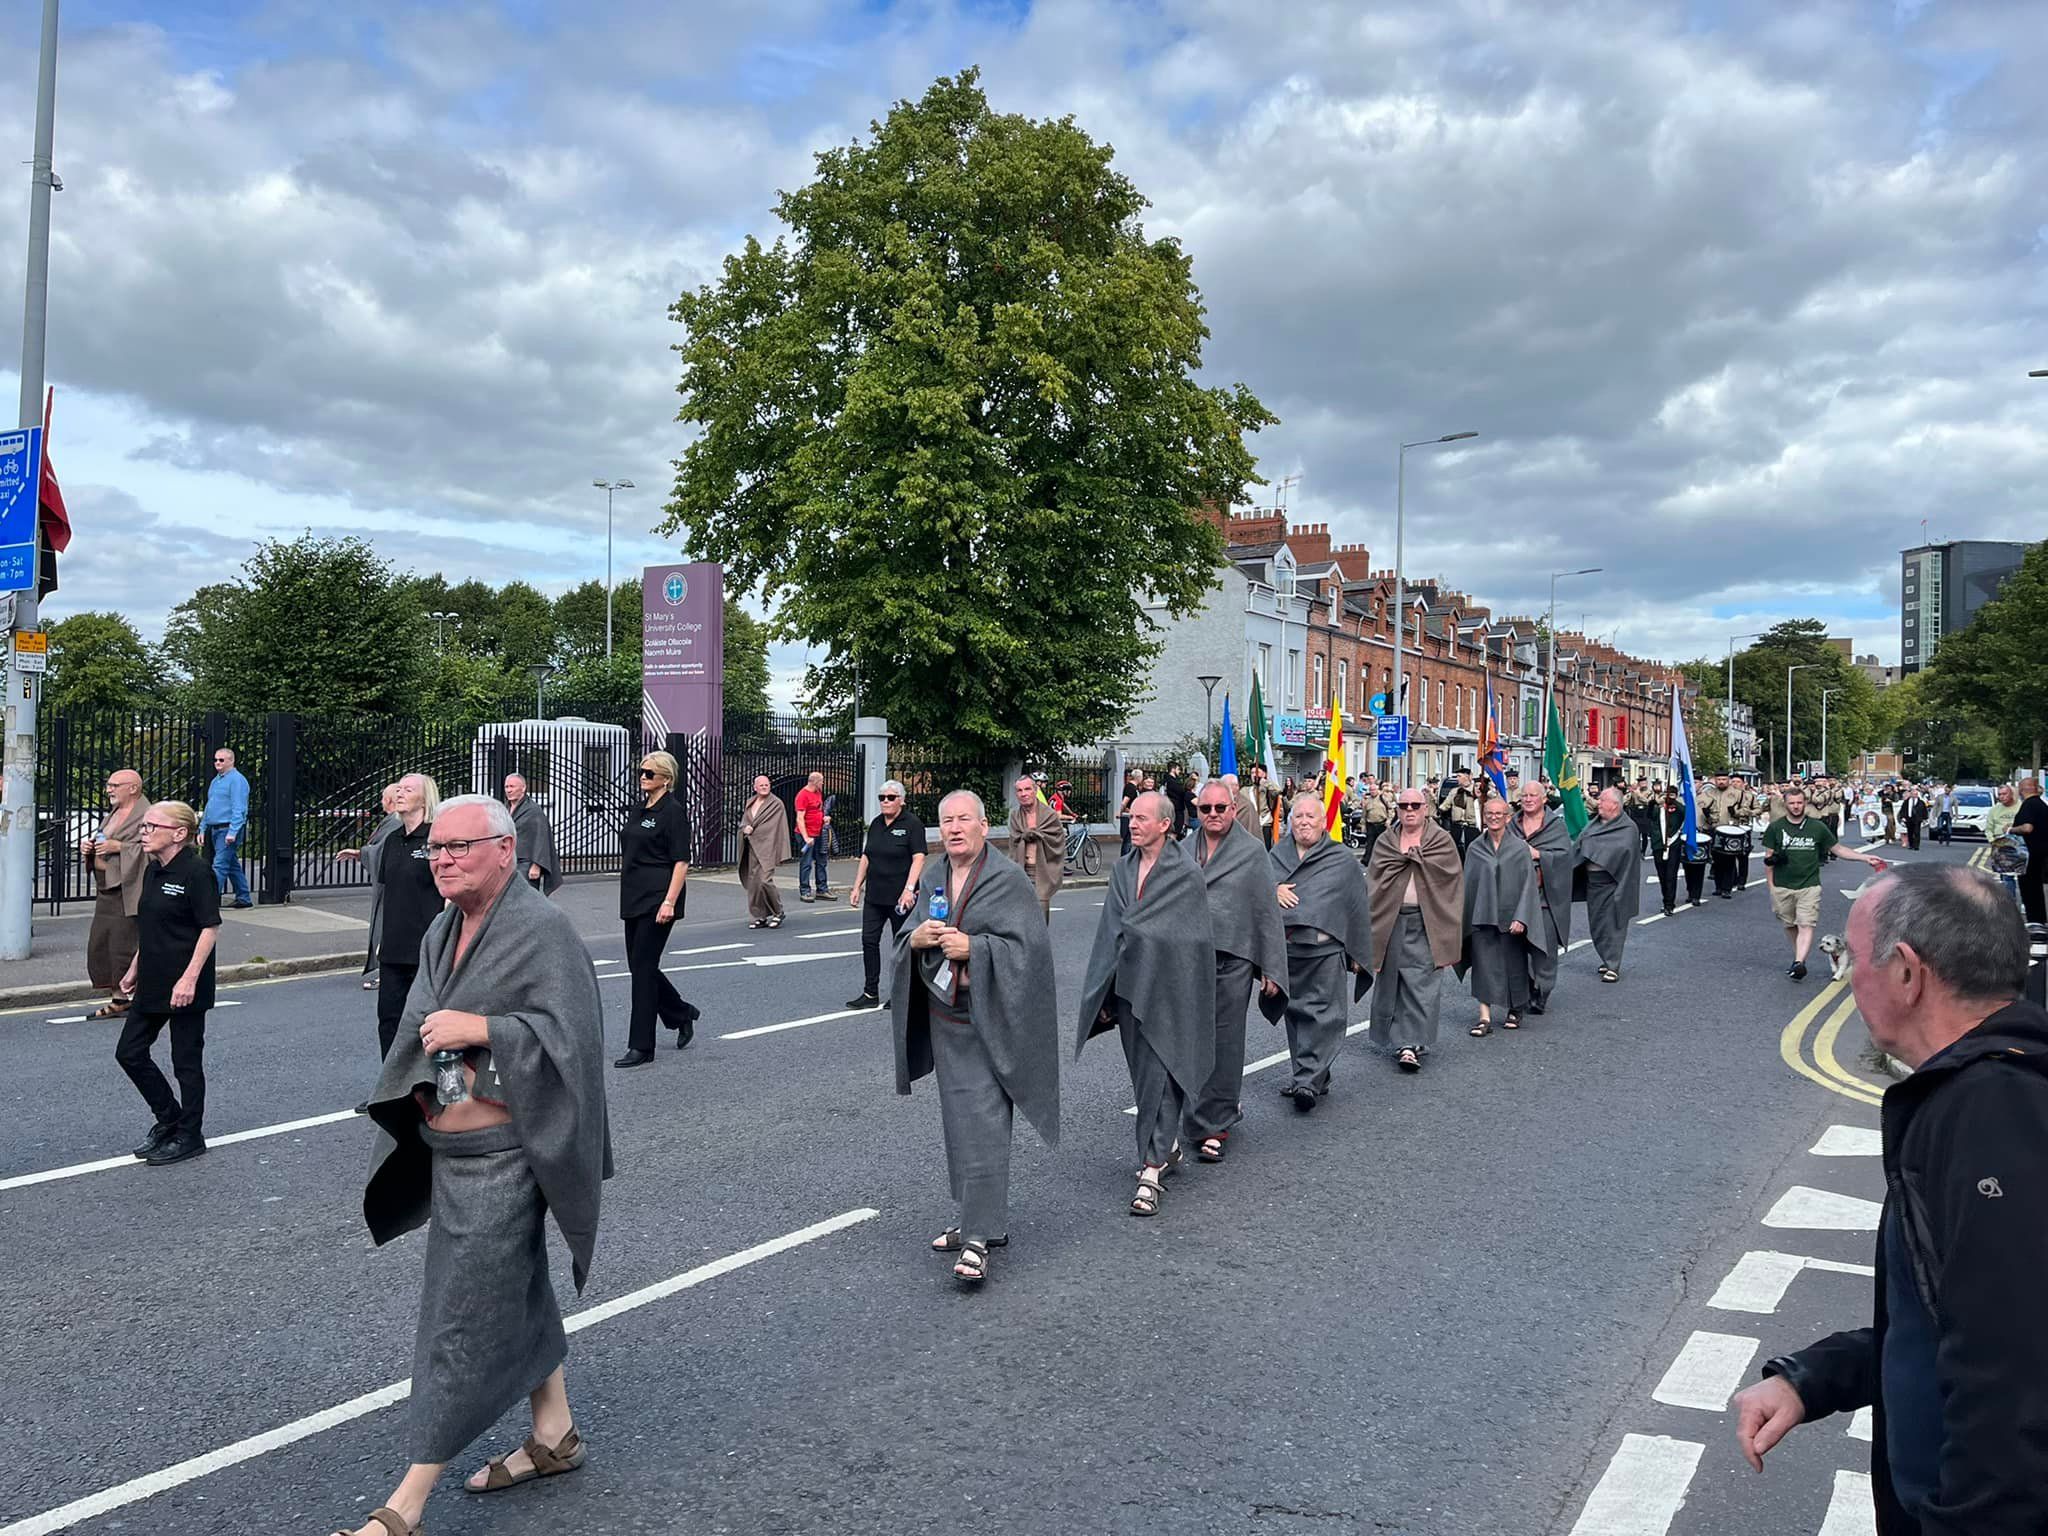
left=0, top=0, right=2040, bottom=693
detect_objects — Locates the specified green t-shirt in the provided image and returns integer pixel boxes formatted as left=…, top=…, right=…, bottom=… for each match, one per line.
left=1763, top=816, right=1836, bottom=889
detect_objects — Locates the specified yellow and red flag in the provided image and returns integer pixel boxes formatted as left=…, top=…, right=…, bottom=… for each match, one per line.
left=1321, top=694, right=1346, bottom=842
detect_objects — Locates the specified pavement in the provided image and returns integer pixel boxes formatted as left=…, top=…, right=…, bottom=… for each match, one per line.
left=0, top=839, right=1942, bottom=1536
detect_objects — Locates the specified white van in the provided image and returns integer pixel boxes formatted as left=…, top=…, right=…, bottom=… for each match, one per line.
left=471, top=718, right=636, bottom=864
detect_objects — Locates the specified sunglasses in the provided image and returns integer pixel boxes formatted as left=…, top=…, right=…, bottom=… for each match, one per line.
left=878, top=792, right=901, bottom=801
left=1197, top=804, right=1230, bottom=814
left=1398, top=801, right=1426, bottom=809
left=639, top=769, right=661, bottom=779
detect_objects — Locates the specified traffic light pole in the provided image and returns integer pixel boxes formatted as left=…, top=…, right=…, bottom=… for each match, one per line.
left=2, top=0, right=62, bottom=960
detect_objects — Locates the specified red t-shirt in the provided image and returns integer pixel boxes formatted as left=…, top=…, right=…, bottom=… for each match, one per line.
left=795, top=787, right=826, bottom=838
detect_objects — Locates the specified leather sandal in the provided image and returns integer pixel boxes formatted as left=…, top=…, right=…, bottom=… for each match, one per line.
left=931, top=1228, right=1008, bottom=1252
left=331, top=1507, right=419, bottom=1536
left=1197, top=1134, right=1227, bottom=1163
left=470, top=1425, right=584, bottom=1493
left=1130, top=1170, right=1164, bottom=1217
left=953, top=1239, right=990, bottom=1284
left=88, top=1001, right=128, bottom=1020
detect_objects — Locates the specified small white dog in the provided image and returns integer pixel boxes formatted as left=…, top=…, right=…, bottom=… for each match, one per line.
left=1818, top=933, right=1849, bottom=982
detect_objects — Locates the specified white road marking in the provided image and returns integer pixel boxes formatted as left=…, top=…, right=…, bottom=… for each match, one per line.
left=791, top=925, right=864, bottom=938
left=1568, top=938, right=1592, bottom=951
left=667, top=943, right=751, bottom=957
left=0, top=1109, right=361, bottom=1194
left=1848, top=1405, right=1873, bottom=1442
left=1650, top=1330, right=1759, bottom=1412
left=42, top=998, right=245, bottom=1026
left=653, top=961, right=749, bottom=976
left=720, top=1007, right=874, bottom=1040
left=1810, top=1125, right=1881, bottom=1157
left=1567, top=1433, right=1702, bottom=1535
left=1818, top=1469, right=1877, bottom=1536
left=1635, top=913, right=1665, bottom=926
left=1122, top=1021, right=1369, bottom=1114
left=1706, top=1250, right=1875, bottom=1314
left=0, top=1208, right=878, bottom=1536
left=745, top=949, right=862, bottom=968
left=1763, top=1185, right=1882, bottom=1232
left=592, top=957, right=621, bottom=966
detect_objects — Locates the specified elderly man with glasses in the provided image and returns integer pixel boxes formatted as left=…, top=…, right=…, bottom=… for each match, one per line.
left=348, top=793, right=611, bottom=1536
left=82, top=767, right=152, bottom=1020
left=846, top=781, right=927, bottom=1009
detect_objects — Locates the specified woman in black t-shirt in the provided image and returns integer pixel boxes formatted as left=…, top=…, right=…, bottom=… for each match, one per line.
left=116, top=799, right=221, bottom=1166
left=617, top=749, right=698, bottom=1068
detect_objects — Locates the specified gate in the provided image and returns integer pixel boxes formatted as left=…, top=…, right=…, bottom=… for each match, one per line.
left=715, top=713, right=865, bottom=864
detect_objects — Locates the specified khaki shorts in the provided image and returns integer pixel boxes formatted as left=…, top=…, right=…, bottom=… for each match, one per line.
left=1770, top=883, right=1821, bottom=930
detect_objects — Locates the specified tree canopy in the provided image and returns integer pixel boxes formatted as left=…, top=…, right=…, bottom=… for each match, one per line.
left=662, top=68, right=1274, bottom=755
left=44, top=611, right=167, bottom=714
left=1915, top=540, right=2048, bottom=774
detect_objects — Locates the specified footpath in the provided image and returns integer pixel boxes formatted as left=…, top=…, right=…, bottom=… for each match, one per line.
left=2, top=856, right=1115, bottom=1012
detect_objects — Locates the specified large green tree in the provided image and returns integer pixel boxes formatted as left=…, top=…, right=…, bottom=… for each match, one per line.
left=661, top=69, right=1274, bottom=754
left=162, top=534, right=428, bottom=714
left=1919, top=540, right=2048, bottom=773
left=43, top=611, right=169, bottom=714
left=1726, top=620, right=1886, bottom=775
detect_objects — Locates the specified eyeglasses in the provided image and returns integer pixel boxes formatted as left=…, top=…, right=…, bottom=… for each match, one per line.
left=426, top=834, right=513, bottom=860
left=1197, top=804, right=1230, bottom=814
left=1397, top=801, right=1426, bottom=809
left=878, top=793, right=901, bottom=801
left=639, top=769, right=662, bottom=779
left=138, top=820, right=175, bottom=832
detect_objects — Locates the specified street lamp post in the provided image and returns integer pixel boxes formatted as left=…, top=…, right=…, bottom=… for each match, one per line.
left=1541, top=567, right=1602, bottom=775
left=592, top=478, right=636, bottom=657
left=1786, top=663, right=1822, bottom=777
left=1197, top=675, right=1222, bottom=764
left=426, top=610, right=456, bottom=652
left=1819, top=687, right=1843, bottom=775
left=1392, top=431, right=1478, bottom=789
left=1725, top=632, right=1765, bottom=773
left=530, top=663, right=554, bottom=722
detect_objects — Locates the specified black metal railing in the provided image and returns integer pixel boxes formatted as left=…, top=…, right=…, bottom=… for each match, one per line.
left=887, top=740, right=1013, bottom=829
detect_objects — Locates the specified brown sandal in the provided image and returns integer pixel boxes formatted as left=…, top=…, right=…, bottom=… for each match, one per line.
left=331, top=1507, right=419, bottom=1536
left=470, top=1425, right=584, bottom=1493
left=88, top=1001, right=128, bottom=1020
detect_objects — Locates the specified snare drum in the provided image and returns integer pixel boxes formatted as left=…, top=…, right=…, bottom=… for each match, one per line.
left=1712, top=824, right=1752, bottom=857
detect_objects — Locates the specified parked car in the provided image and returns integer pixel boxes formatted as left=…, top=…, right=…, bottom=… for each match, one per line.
left=1947, top=784, right=1994, bottom=839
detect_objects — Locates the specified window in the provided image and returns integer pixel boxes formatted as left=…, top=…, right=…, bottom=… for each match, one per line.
left=1312, top=654, right=1324, bottom=707
left=1286, top=650, right=1301, bottom=707
left=1337, top=658, right=1349, bottom=709
left=1436, top=681, right=1445, bottom=723
left=1467, top=687, right=1477, bottom=730
left=1257, top=644, right=1272, bottom=698
left=1524, top=696, right=1539, bottom=738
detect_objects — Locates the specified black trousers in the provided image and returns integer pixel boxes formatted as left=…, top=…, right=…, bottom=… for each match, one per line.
left=2022, top=864, right=2046, bottom=927
left=625, top=914, right=693, bottom=1053
left=1118, top=816, right=1131, bottom=854
left=377, top=961, right=418, bottom=1059
left=117, top=1007, right=207, bottom=1135
left=1654, top=851, right=1707, bottom=909
left=1905, top=823, right=1922, bottom=851
left=861, top=900, right=909, bottom=997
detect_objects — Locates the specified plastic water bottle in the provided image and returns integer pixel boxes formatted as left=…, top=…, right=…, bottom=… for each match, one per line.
left=928, top=888, right=949, bottom=924
left=432, top=1049, right=470, bottom=1106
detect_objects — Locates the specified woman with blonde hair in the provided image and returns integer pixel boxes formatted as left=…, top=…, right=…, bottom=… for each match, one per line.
left=365, top=773, right=441, bottom=1070
left=117, top=799, right=220, bottom=1166
left=616, top=750, right=697, bottom=1068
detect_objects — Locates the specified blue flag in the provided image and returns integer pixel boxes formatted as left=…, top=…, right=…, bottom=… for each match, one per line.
left=1669, top=683, right=1700, bottom=855
left=1219, top=693, right=1238, bottom=779
left=1479, top=673, right=1509, bottom=800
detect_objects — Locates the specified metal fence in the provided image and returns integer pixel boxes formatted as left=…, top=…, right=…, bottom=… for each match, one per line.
left=1045, top=753, right=1114, bottom=824
left=886, top=739, right=1013, bottom=829
left=708, top=712, right=865, bottom=864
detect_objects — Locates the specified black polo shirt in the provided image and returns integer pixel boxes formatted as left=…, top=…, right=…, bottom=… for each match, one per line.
left=861, top=810, right=928, bottom=902
left=621, top=793, right=692, bottom=919
left=135, top=846, right=221, bottom=1014
left=377, top=819, right=443, bottom=965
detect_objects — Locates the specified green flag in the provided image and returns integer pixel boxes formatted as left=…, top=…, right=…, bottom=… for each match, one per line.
left=1545, top=698, right=1589, bottom=837
left=1249, top=673, right=1278, bottom=782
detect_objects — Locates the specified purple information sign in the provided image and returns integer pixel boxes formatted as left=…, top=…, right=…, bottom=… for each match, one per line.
left=643, top=563, right=725, bottom=860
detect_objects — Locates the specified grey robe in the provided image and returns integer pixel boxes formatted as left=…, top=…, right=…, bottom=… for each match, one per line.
left=364, top=873, right=612, bottom=1460
left=892, top=843, right=1060, bottom=1147
left=1459, top=830, right=1543, bottom=1012
left=1509, top=808, right=1576, bottom=988
left=509, top=796, right=562, bottom=895
left=1185, top=822, right=1289, bottom=1138
left=1269, top=834, right=1375, bottom=1079
left=1577, top=813, right=1642, bottom=969
left=361, top=811, right=403, bottom=971
left=1076, top=840, right=1216, bottom=1161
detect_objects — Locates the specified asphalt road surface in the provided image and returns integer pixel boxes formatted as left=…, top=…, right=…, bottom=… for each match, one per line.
left=0, top=840, right=1940, bottom=1536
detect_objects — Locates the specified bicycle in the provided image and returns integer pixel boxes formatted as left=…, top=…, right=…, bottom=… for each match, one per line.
left=1063, top=817, right=1100, bottom=876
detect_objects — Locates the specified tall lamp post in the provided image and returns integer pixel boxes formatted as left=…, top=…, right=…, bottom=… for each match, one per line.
left=1392, top=431, right=1478, bottom=788
left=426, top=610, right=456, bottom=652
left=1541, top=567, right=1602, bottom=771
left=1197, top=675, right=1222, bottom=765
left=1725, top=631, right=1765, bottom=774
left=592, top=478, right=635, bottom=657
left=1786, top=663, right=1822, bottom=777
left=530, top=662, right=554, bottom=722
left=1819, top=687, right=1843, bottom=776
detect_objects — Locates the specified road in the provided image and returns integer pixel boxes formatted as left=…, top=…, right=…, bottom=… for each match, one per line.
left=0, top=840, right=1932, bottom=1536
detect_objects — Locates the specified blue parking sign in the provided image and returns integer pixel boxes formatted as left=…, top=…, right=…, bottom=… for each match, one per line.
left=0, top=427, right=43, bottom=594
left=1375, top=715, right=1409, bottom=758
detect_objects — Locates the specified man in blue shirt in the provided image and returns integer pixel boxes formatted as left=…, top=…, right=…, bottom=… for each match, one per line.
left=202, top=746, right=253, bottom=907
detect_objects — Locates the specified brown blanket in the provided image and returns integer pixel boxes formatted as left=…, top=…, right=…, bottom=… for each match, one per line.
left=1009, top=798, right=1067, bottom=909
left=1365, top=818, right=1465, bottom=970
left=93, top=798, right=153, bottom=917
left=738, top=793, right=792, bottom=879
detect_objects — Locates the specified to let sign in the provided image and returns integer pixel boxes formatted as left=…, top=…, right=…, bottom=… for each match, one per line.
left=0, top=427, right=43, bottom=594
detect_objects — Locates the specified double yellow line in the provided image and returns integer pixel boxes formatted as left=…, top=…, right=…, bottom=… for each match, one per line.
left=1779, top=977, right=1886, bottom=1105
left=1965, top=843, right=1991, bottom=871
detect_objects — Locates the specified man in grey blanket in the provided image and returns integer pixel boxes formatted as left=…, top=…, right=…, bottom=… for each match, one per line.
left=1184, top=778, right=1289, bottom=1162
left=340, top=795, right=611, bottom=1536
left=1509, top=778, right=1577, bottom=1015
left=504, top=772, right=562, bottom=895
left=1076, top=790, right=1216, bottom=1219
left=1576, top=787, right=1642, bottom=983
left=892, top=789, right=1059, bottom=1285
left=1271, top=792, right=1376, bottom=1102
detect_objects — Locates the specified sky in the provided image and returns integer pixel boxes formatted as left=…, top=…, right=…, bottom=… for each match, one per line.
left=2, top=0, right=2042, bottom=703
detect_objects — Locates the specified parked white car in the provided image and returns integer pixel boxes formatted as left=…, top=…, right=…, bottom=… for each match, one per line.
left=1947, top=784, right=1994, bottom=839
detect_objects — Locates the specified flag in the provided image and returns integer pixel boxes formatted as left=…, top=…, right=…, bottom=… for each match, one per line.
left=1249, top=673, right=1278, bottom=782
left=1219, top=693, right=1238, bottom=779
left=1479, top=672, right=1509, bottom=800
left=1669, top=683, right=1700, bottom=856
left=1320, top=693, right=1346, bottom=841
left=36, top=387, right=67, bottom=598
left=1544, top=698, right=1588, bottom=837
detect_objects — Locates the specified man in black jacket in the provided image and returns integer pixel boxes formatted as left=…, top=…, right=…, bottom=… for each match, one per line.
left=1732, top=863, right=2048, bottom=1535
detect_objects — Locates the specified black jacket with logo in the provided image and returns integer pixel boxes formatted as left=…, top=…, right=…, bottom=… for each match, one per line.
left=1767, top=998, right=2048, bottom=1535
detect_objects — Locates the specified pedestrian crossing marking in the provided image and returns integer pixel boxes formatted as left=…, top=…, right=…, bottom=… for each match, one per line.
left=1817, top=1469, right=1877, bottom=1536
left=1567, top=1433, right=1702, bottom=1535
left=1707, top=1250, right=1874, bottom=1314
left=1847, top=1406, right=1872, bottom=1442
left=1809, top=1125, right=1880, bottom=1157
left=1650, top=1330, right=1759, bottom=1412
left=1763, top=1185, right=1881, bottom=1232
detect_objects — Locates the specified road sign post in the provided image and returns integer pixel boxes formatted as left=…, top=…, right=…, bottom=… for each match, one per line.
left=1376, top=716, right=1409, bottom=759
left=0, top=427, right=42, bottom=594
